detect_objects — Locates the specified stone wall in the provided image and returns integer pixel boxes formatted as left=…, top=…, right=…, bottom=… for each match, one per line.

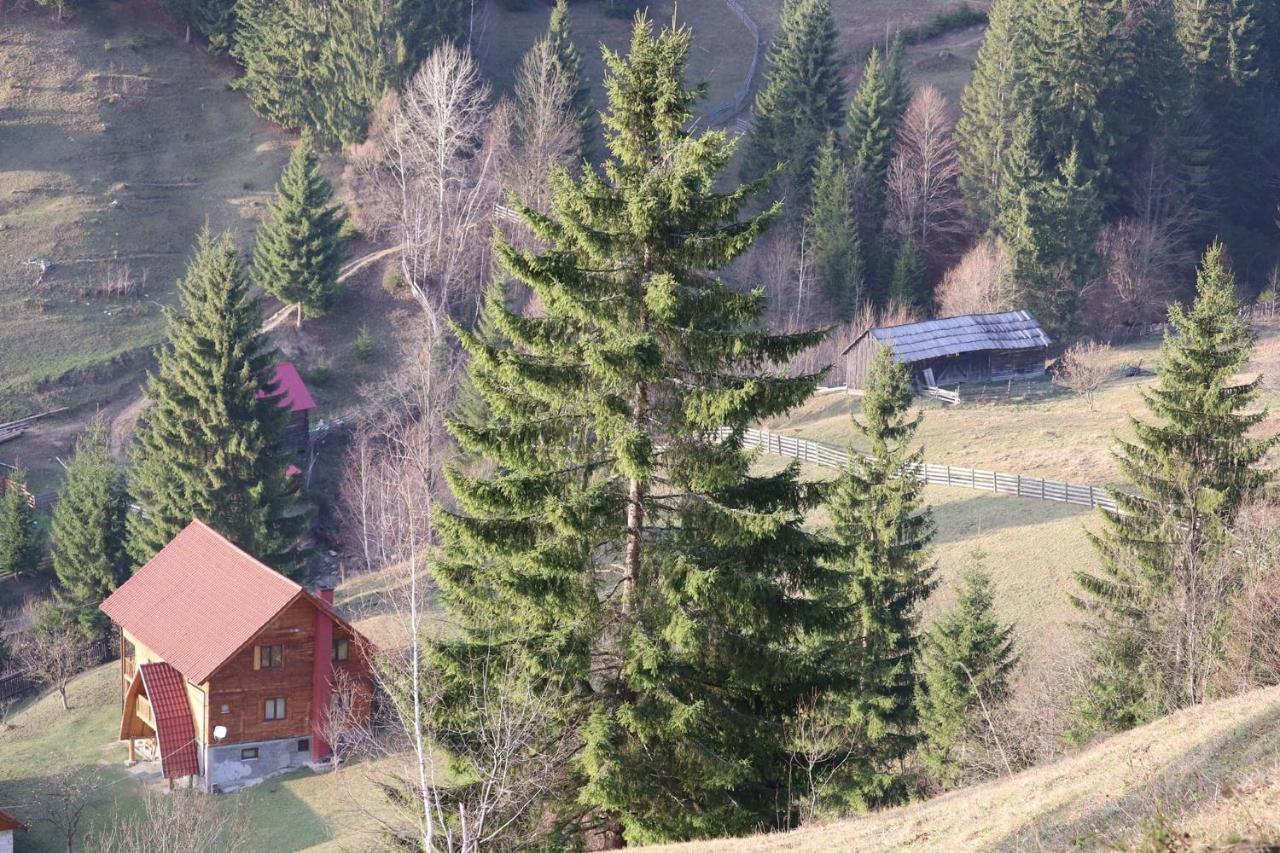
left=205, top=735, right=314, bottom=791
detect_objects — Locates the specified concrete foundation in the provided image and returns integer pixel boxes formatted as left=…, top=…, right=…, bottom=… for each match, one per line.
left=205, top=735, right=315, bottom=791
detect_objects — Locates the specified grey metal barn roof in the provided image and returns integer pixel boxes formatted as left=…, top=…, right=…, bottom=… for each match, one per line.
left=842, top=311, right=1052, bottom=363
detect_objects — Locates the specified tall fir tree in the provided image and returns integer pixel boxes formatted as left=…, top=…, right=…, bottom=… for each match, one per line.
left=252, top=134, right=348, bottom=319
left=808, top=132, right=864, bottom=317
left=884, top=32, right=912, bottom=126
left=999, top=139, right=1101, bottom=338
left=432, top=17, right=837, bottom=844
left=0, top=469, right=41, bottom=579
left=128, top=231, right=305, bottom=572
left=822, top=345, right=935, bottom=809
left=846, top=47, right=898, bottom=293
left=1072, top=243, right=1275, bottom=736
left=916, top=559, right=1018, bottom=790
left=741, top=0, right=846, bottom=206
left=547, top=0, right=594, bottom=150
left=159, top=0, right=238, bottom=50
left=956, top=0, right=1032, bottom=231
left=49, top=422, right=130, bottom=640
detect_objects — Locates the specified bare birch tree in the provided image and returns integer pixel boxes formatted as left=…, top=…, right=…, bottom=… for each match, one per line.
left=888, top=86, right=966, bottom=263
left=366, top=44, right=497, bottom=330
left=935, top=238, right=1015, bottom=318
left=12, top=608, right=98, bottom=711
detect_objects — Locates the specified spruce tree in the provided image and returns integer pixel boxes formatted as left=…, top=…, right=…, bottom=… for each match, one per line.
left=0, top=469, right=40, bottom=579
left=252, top=134, right=348, bottom=319
left=888, top=237, right=927, bottom=309
left=433, top=17, right=835, bottom=843
left=884, top=32, right=912, bottom=125
left=1072, top=243, right=1275, bottom=736
left=128, top=231, right=305, bottom=571
left=547, top=0, right=594, bottom=150
left=916, top=559, right=1018, bottom=790
left=742, top=0, right=846, bottom=205
left=159, top=0, right=238, bottom=50
left=846, top=47, right=899, bottom=291
left=49, top=422, right=130, bottom=640
left=822, top=345, right=935, bottom=809
left=808, top=132, right=864, bottom=318
left=956, top=0, right=1032, bottom=231
left=999, top=140, right=1101, bottom=338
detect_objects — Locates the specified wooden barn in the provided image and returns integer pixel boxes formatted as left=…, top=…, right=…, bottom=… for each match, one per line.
left=261, top=362, right=316, bottom=458
left=843, top=310, right=1051, bottom=393
left=100, top=520, right=374, bottom=791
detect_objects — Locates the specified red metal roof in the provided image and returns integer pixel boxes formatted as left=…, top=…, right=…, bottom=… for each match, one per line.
left=139, top=662, right=201, bottom=779
left=260, top=362, right=316, bottom=412
left=101, top=520, right=305, bottom=684
left=0, top=807, right=27, bottom=832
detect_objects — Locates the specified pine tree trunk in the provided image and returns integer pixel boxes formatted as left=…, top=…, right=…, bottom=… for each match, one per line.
left=185, top=24, right=191, bottom=45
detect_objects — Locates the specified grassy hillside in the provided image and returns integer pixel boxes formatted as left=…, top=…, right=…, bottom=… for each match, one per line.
left=0, top=1, right=292, bottom=418
left=644, top=685, right=1280, bottom=851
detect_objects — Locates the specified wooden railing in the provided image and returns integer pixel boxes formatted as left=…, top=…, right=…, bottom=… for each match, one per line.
left=725, top=427, right=1118, bottom=512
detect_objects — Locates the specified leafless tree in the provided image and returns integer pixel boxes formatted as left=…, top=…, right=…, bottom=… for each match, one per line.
left=11, top=610, right=98, bottom=711
left=88, top=789, right=251, bottom=853
left=888, top=86, right=966, bottom=262
left=935, top=238, right=1015, bottom=318
left=1216, top=501, right=1280, bottom=694
left=495, top=39, right=581, bottom=224
left=1055, top=341, right=1112, bottom=411
left=30, top=765, right=108, bottom=853
left=362, top=44, right=497, bottom=330
left=785, top=696, right=852, bottom=827
left=1086, top=218, right=1184, bottom=338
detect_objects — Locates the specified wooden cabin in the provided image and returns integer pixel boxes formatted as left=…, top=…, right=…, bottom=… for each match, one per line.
left=100, top=520, right=373, bottom=791
left=843, top=310, right=1051, bottom=393
left=261, top=362, right=316, bottom=459
left=0, top=809, right=27, bottom=853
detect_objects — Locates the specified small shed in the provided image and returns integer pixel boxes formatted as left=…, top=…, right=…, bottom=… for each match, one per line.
left=843, top=310, right=1051, bottom=392
left=260, top=363, right=316, bottom=458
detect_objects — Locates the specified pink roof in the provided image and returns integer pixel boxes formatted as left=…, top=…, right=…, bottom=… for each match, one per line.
left=138, top=663, right=200, bottom=778
left=101, top=520, right=304, bottom=684
left=261, top=362, right=316, bottom=413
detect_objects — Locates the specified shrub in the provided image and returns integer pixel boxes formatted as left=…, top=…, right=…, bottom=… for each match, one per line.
left=354, top=324, right=376, bottom=362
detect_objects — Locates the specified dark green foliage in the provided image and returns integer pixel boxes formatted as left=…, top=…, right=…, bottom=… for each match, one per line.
left=547, top=0, right=594, bottom=149
left=50, top=423, right=130, bottom=640
left=956, top=0, right=1030, bottom=231
left=1072, top=244, right=1275, bottom=737
left=916, top=558, right=1018, bottom=789
left=888, top=237, right=928, bottom=310
left=432, top=18, right=835, bottom=843
left=234, top=0, right=460, bottom=148
left=846, top=47, right=896, bottom=228
left=899, top=2, right=988, bottom=46
left=884, top=33, right=912, bottom=126
left=160, top=0, right=238, bottom=51
left=821, top=346, right=935, bottom=809
left=808, top=132, right=864, bottom=317
left=999, top=140, right=1101, bottom=338
left=742, top=0, right=846, bottom=206
left=252, top=134, right=348, bottom=317
left=128, top=231, right=305, bottom=573
left=0, top=469, right=41, bottom=580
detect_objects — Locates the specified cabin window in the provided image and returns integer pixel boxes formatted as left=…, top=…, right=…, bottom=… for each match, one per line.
left=332, top=638, right=349, bottom=662
left=264, top=697, right=286, bottom=721
left=255, top=644, right=283, bottom=670
left=298, top=738, right=310, bottom=753
left=241, top=748, right=259, bottom=760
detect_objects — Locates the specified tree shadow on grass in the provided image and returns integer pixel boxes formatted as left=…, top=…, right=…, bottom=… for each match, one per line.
left=989, top=697, right=1280, bottom=851
left=931, top=490, right=1092, bottom=547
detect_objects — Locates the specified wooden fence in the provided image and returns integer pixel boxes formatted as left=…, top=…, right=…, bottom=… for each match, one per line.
left=0, top=476, right=56, bottom=511
left=729, top=427, right=1118, bottom=512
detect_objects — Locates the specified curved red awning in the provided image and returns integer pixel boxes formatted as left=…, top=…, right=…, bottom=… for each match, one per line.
left=139, top=662, right=200, bottom=779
